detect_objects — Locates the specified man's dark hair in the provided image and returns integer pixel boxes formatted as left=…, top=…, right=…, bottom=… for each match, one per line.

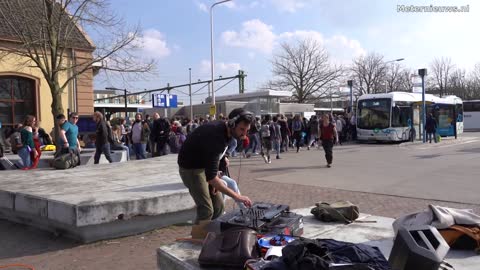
left=69, top=112, right=78, bottom=118
left=56, top=114, right=66, bottom=120
left=272, top=116, right=278, bottom=122
left=228, top=108, right=253, bottom=125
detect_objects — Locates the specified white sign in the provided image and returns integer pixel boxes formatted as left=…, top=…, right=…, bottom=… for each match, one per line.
left=412, top=75, right=423, bottom=93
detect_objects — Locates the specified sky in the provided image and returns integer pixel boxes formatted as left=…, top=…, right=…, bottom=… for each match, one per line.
left=92, top=0, right=478, bottom=105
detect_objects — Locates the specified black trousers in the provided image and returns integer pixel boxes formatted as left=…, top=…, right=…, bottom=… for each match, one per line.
left=321, top=139, right=334, bottom=164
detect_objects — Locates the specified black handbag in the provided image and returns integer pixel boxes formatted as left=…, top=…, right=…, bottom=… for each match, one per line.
left=198, top=227, right=260, bottom=269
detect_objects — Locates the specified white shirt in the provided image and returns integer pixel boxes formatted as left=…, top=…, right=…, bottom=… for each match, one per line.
left=336, top=119, right=343, bottom=132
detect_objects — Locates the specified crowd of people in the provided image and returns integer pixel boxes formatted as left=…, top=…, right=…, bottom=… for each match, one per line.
left=0, top=109, right=357, bottom=171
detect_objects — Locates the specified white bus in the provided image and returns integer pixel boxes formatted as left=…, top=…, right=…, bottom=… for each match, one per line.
left=463, top=100, right=480, bottom=131
left=356, top=92, right=463, bottom=142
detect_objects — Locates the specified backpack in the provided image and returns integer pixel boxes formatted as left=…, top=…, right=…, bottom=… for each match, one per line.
left=311, top=201, right=360, bottom=224
left=260, top=123, right=271, bottom=138
left=53, top=150, right=79, bottom=170
left=107, top=125, right=114, bottom=144
left=292, top=120, right=302, bottom=132
left=168, top=132, right=183, bottom=153
left=10, top=132, right=22, bottom=154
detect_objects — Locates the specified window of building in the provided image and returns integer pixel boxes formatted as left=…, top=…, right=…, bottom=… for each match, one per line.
left=0, top=76, right=36, bottom=127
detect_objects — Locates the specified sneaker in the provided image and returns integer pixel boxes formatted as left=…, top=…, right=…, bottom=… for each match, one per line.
left=268, top=158, right=272, bottom=164
left=327, top=163, right=332, bottom=168
left=307, top=146, right=310, bottom=150
left=276, top=155, right=281, bottom=159
left=262, top=155, right=269, bottom=163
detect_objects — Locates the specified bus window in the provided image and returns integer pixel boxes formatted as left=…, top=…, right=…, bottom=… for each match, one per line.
left=357, top=99, right=391, bottom=129
left=392, top=106, right=412, bottom=127
left=456, top=104, right=463, bottom=122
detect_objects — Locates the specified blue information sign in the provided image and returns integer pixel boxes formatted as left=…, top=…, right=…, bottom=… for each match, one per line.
left=152, top=94, right=178, bottom=108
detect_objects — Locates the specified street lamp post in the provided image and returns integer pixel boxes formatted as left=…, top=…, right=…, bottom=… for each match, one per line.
left=419, top=68, right=427, bottom=143
left=347, top=80, right=353, bottom=112
left=385, top=58, right=405, bottom=93
left=210, top=0, right=232, bottom=118
left=189, top=68, right=193, bottom=120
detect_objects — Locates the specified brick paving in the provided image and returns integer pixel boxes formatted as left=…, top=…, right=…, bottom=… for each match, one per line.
left=1, top=145, right=479, bottom=270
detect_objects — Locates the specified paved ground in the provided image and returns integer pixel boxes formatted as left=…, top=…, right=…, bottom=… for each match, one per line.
left=1, top=133, right=480, bottom=270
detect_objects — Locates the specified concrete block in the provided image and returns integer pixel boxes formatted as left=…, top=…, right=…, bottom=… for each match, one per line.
left=0, top=154, right=196, bottom=242
left=75, top=192, right=194, bottom=226
left=0, top=190, right=14, bottom=209
left=47, top=200, right=77, bottom=226
left=14, top=194, right=48, bottom=217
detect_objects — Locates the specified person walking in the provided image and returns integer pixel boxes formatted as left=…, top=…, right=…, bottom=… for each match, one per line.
left=319, top=114, right=339, bottom=168
left=291, top=115, right=303, bottom=153
left=93, top=111, right=113, bottom=164
left=177, top=108, right=253, bottom=239
left=307, top=115, right=319, bottom=150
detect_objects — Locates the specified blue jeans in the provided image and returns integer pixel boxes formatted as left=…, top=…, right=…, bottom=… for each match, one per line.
left=18, top=147, right=31, bottom=168
left=273, top=139, right=281, bottom=156
left=132, top=143, right=146, bottom=159
left=94, top=143, right=113, bottom=164
left=427, top=132, right=437, bottom=143
left=221, top=175, right=246, bottom=209
left=248, top=133, right=260, bottom=153
left=112, top=144, right=130, bottom=160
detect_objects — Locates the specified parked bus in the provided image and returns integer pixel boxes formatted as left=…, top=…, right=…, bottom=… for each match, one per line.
left=356, top=92, right=463, bottom=142
left=463, top=100, right=480, bottom=131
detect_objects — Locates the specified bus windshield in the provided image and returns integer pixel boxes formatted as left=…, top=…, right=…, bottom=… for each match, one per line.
left=358, top=98, right=391, bottom=129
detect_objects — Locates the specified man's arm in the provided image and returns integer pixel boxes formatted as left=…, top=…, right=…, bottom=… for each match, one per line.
left=333, top=126, right=339, bottom=143
left=77, top=137, right=81, bottom=152
left=208, top=176, right=252, bottom=207
left=60, top=129, right=69, bottom=148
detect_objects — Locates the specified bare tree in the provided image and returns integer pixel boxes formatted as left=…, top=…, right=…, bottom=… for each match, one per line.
left=397, top=69, right=414, bottom=92
left=0, top=0, right=155, bottom=119
left=266, top=39, right=342, bottom=103
left=430, top=57, right=455, bottom=97
left=351, top=52, right=387, bottom=95
left=385, top=62, right=403, bottom=92
left=448, top=68, right=467, bottom=98
left=464, top=63, right=480, bottom=99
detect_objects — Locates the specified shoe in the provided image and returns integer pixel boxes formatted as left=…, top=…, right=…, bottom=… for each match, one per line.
left=262, top=155, right=269, bottom=163
left=268, top=158, right=272, bottom=164
left=307, top=146, right=310, bottom=150
left=276, top=155, right=280, bottom=159
left=327, top=163, right=332, bottom=168
left=296, top=149, right=299, bottom=153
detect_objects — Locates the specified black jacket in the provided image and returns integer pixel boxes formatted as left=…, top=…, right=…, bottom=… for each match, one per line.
left=95, top=120, right=110, bottom=146
left=178, top=121, right=229, bottom=181
left=152, top=118, right=171, bottom=142
left=263, top=238, right=390, bottom=270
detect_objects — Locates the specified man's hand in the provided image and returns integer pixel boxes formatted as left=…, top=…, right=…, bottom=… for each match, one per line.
left=77, top=146, right=82, bottom=153
left=235, top=195, right=252, bottom=208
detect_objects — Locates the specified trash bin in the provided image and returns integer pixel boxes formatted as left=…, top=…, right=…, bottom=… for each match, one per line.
left=389, top=225, right=450, bottom=270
